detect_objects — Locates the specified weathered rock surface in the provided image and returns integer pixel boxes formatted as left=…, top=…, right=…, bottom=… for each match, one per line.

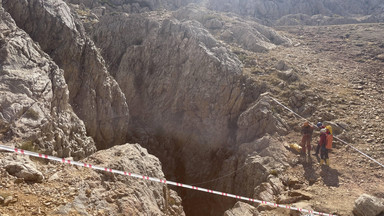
left=2, top=155, right=44, bottom=183
left=236, top=95, right=288, bottom=144
left=0, top=143, right=185, bottom=215
left=81, top=143, right=185, bottom=215
left=224, top=201, right=259, bottom=216
left=66, top=0, right=199, bottom=13
left=207, top=0, right=384, bottom=25
left=353, top=194, right=384, bottom=216
left=90, top=12, right=246, bottom=168
left=173, top=4, right=292, bottom=52
left=0, top=7, right=95, bottom=158
left=217, top=135, right=289, bottom=208
left=86, top=10, right=292, bottom=215
left=3, top=0, right=130, bottom=149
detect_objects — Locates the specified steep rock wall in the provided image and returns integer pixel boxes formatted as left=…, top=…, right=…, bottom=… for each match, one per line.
left=88, top=11, right=290, bottom=215
left=91, top=12, right=249, bottom=175
left=0, top=7, right=95, bottom=158
left=3, top=0, right=130, bottom=149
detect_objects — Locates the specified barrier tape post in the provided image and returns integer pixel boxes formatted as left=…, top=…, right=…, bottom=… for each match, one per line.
left=0, top=144, right=335, bottom=216
left=268, top=96, right=384, bottom=169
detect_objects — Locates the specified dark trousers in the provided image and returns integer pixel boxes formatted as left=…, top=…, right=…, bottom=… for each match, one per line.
left=301, top=134, right=312, bottom=154
left=315, top=144, right=320, bottom=154
left=320, top=146, right=328, bottom=160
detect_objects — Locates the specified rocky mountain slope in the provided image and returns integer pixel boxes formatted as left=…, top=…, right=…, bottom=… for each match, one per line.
left=1, top=0, right=384, bottom=215
left=207, top=0, right=384, bottom=25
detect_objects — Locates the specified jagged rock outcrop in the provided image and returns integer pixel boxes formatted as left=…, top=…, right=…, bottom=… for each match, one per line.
left=0, top=143, right=185, bottom=215
left=173, top=4, right=292, bottom=52
left=80, top=144, right=185, bottom=215
left=218, top=135, right=289, bottom=198
left=236, top=95, right=288, bottom=144
left=207, top=0, right=384, bottom=25
left=3, top=0, right=130, bottom=149
left=0, top=7, right=95, bottom=158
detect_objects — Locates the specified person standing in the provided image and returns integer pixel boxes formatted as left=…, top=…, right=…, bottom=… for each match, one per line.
left=313, top=122, right=325, bottom=156
left=319, top=128, right=327, bottom=165
left=300, top=121, right=314, bottom=156
left=324, top=125, right=333, bottom=166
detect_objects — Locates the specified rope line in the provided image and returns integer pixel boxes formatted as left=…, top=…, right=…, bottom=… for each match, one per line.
left=0, top=144, right=335, bottom=216
left=268, top=96, right=384, bottom=169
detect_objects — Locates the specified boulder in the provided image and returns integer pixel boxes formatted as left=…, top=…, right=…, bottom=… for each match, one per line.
left=2, top=155, right=44, bottom=183
left=224, top=201, right=259, bottom=216
left=353, top=194, right=384, bottom=216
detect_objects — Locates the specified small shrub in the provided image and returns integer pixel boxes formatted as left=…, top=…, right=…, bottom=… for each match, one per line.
left=20, top=141, right=37, bottom=152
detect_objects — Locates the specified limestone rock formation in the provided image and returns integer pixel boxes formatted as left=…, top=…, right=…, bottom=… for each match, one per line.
left=173, top=4, right=292, bottom=52
left=217, top=135, right=289, bottom=205
left=0, top=7, right=95, bottom=158
left=85, top=8, right=291, bottom=215
left=207, top=0, right=384, bottom=25
left=236, top=95, right=288, bottom=144
left=3, top=0, right=130, bottom=149
left=0, top=143, right=185, bottom=215
left=81, top=143, right=185, bottom=215
left=224, top=201, right=259, bottom=216
left=66, top=0, right=199, bottom=13
left=90, top=11, right=246, bottom=172
left=353, top=194, right=384, bottom=216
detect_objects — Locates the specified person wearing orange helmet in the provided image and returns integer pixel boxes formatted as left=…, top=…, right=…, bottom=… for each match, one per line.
left=300, top=121, right=314, bottom=156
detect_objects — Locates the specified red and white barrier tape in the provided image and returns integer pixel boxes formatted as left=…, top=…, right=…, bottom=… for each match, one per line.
left=268, top=96, right=384, bottom=169
left=0, top=144, right=335, bottom=216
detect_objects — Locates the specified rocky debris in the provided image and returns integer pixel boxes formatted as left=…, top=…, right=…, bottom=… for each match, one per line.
left=0, top=7, right=95, bottom=158
left=275, top=60, right=290, bottom=71
left=3, top=0, right=130, bottom=149
left=353, top=194, right=384, bottom=216
left=173, top=4, right=291, bottom=53
left=224, top=201, right=259, bottom=216
left=277, top=69, right=299, bottom=82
